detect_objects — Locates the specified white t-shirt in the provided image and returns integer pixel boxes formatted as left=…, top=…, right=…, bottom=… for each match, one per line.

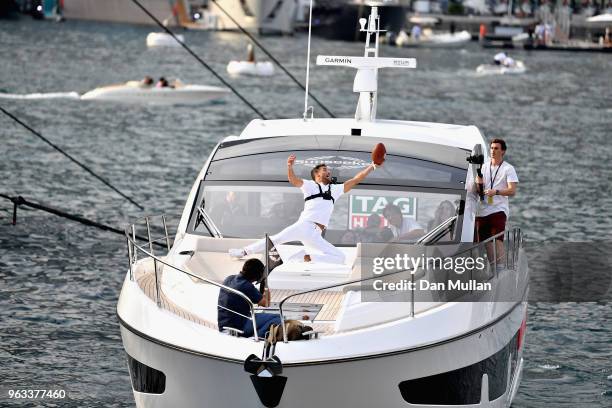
left=390, top=218, right=423, bottom=239
left=494, top=52, right=507, bottom=62
left=478, top=161, right=519, bottom=218
left=298, top=180, right=345, bottom=227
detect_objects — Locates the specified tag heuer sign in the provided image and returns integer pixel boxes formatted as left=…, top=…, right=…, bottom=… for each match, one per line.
left=349, top=195, right=417, bottom=229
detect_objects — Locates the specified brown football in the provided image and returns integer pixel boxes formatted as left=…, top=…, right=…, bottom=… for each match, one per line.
left=371, top=143, right=386, bottom=165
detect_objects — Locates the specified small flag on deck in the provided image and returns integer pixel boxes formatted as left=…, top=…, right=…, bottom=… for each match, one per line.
left=266, top=236, right=283, bottom=272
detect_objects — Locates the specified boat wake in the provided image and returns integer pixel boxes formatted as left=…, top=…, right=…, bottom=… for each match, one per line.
left=0, top=92, right=81, bottom=100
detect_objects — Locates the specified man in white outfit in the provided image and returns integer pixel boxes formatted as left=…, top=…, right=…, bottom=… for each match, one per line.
left=229, top=154, right=378, bottom=264
left=474, top=138, right=519, bottom=264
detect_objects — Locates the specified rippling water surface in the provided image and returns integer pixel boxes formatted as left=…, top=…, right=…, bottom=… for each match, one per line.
left=1, top=17, right=611, bottom=407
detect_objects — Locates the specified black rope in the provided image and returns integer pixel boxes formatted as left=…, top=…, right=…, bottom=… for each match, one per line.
left=129, top=0, right=267, bottom=120
left=209, top=0, right=336, bottom=118
left=0, top=193, right=124, bottom=234
left=0, top=106, right=145, bottom=211
left=0, top=193, right=165, bottom=248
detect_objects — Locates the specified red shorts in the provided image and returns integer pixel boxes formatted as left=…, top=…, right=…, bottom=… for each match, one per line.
left=475, top=211, right=507, bottom=242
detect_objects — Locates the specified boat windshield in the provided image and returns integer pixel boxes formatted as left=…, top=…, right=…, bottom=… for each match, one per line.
left=188, top=140, right=469, bottom=245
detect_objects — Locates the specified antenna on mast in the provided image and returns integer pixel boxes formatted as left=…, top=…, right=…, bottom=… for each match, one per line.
left=302, top=0, right=314, bottom=121
left=315, top=6, right=417, bottom=122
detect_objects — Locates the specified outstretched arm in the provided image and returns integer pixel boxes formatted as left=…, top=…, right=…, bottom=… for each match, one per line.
left=287, top=154, right=304, bottom=187
left=344, top=163, right=377, bottom=193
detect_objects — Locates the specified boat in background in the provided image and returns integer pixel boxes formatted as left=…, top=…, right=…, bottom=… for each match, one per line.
left=396, top=29, right=472, bottom=48
left=226, top=61, right=275, bottom=76
left=81, top=80, right=228, bottom=104
left=311, top=0, right=407, bottom=42
left=227, top=43, right=275, bottom=76
left=208, top=0, right=297, bottom=35
left=476, top=61, right=526, bottom=75
left=586, top=13, right=612, bottom=23
left=146, top=32, right=185, bottom=48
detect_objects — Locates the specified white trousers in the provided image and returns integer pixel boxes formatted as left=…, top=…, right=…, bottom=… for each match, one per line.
left=244, top=220, right=346, bottom=265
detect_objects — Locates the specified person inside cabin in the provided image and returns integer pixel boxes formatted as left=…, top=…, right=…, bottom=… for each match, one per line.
left=473, top=138, right=519, bottom=266
left=217, top=258, right=281, bottom=338
left=427, top=200, right=457, bottom=241
left=210, top=191, right=246, bottom=229
left=428, top=201, right=456, bottom=231
left=141, top=76, right=154, bottom=87
left=381, top=203, right=425, bottom=242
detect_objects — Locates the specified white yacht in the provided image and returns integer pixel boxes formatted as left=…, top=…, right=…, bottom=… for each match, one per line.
left=81, top=80, right=228, bottom=105
left=118, top=7, right=529, bottom=408
left=209, top=0, right=296, bottom=34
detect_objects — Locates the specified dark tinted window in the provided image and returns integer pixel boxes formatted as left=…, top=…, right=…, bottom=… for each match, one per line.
left=126, top=354, right=166, bottom=394
left=207, top=151, right=466, bottom=186
left=398, top=334, right=512, bottom=404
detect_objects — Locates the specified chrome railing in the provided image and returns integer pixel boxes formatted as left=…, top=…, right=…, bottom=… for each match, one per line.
left=124, top=214, right=261, bottom=341
left=277, top=227, right=523, bottom=343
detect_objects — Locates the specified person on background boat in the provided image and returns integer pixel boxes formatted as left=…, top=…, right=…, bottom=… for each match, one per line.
left=474, top=138, right=519, bottom=265
left=411, top=24, right=422, bottom=41
left=229, top=155, right=378, bottom=264
left=156, top=77, right=169, bottom=88
left=141, top=76, right=154, bottom=87
left=246, top=43, right=255, bottom=63
left=502, top=55, right=516, bottom=68
left=381, top=203, right=425, bottom=242
left=217, top=259, right=280, bottom=338
left=493, top=52, right=507, bottom=65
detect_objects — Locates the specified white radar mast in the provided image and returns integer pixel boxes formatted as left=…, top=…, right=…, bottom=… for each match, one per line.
left=316, top=6, right=417, bottom=122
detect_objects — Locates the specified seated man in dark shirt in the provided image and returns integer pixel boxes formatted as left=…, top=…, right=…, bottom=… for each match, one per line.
left=217, top=258, right=281, bottom=338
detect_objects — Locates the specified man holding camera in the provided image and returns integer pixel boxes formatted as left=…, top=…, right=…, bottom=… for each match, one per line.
left=475, top=138, right=519, bottom=264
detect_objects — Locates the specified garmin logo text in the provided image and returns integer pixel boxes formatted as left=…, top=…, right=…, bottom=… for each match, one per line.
left=325, top=57, right=352, bottom=64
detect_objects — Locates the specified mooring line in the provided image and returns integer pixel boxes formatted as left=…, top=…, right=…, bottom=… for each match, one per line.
left=0, top=193, right=165, bottom=247
left=208, top=0, right=336, bottom=118
left=0, top=106, right=145, bottom=211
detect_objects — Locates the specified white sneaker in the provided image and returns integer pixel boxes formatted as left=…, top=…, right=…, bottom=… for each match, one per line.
left=229, top=248, right=247, bottom=258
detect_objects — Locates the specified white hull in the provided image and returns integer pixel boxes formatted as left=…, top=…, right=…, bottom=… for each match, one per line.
left=397, top=31, right=472, bottom=48
left=119, top=299, right=527, bottom=408
left=210, top=0, right=296, bottom=34
left=476, top=61, right=526, bottom=75
left=146, top=32, right=185, bottom=48
left=81, top=82, right=228, bottom=105
left=227, top=61, right=275, bottom=76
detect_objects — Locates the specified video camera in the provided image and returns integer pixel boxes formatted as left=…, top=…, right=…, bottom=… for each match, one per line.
left=466, top=154, right=484, bottom=165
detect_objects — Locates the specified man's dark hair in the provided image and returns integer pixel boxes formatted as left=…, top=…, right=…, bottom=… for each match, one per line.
left=240, top=258, right=264, bottom=282
left=311, top=164, right=326, bottom=181
left=490, top=138, right=507, bottom=151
